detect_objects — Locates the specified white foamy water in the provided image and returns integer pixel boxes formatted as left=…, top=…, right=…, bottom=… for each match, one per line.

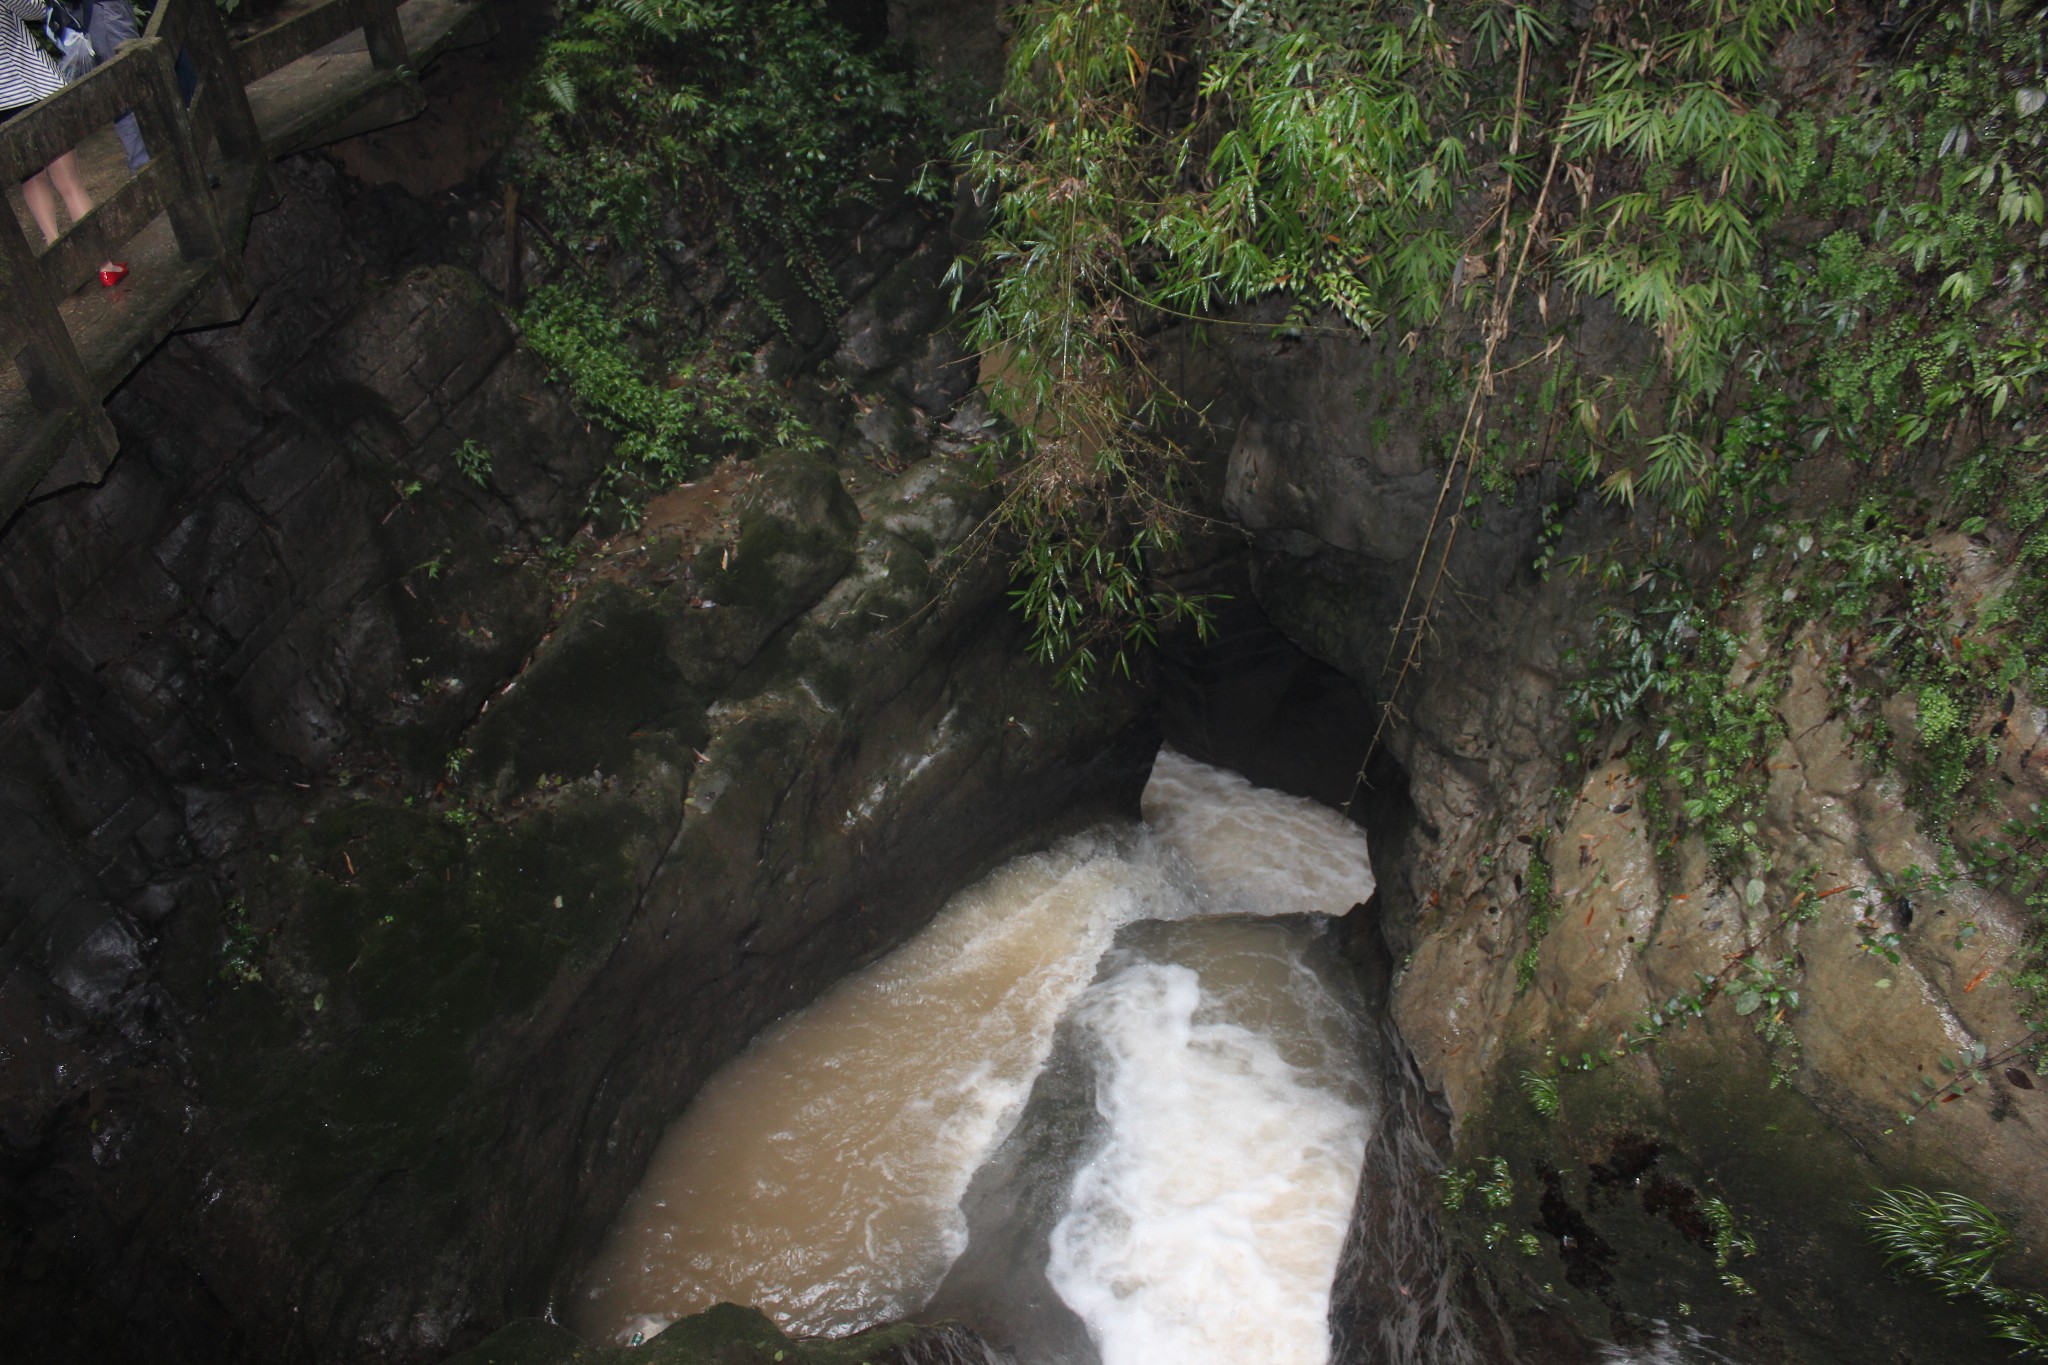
left=1142, top=749, right=1377, bottom=917
left=1047, top=932, right=1374, bottom=1365
left=572, top=748, right=1376, bottom=1352
left=1599, top=1324, right=1751, bottom=1364
left=570, top=833, right=1186, bottom=1342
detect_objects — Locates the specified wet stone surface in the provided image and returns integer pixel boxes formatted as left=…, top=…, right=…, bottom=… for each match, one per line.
left=0, top=116, right=1148, bottom=1365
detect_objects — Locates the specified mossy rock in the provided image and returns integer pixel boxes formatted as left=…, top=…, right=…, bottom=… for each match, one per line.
left=695, top=449, right=861, bottom=619
left=1449, top=1035, right=2016, bottom=1363
left=446, top=1305, right=923, bottom=1365
left=466, top=580, right=701, bottom=800
left=204, top=780, right=676, bottom=1206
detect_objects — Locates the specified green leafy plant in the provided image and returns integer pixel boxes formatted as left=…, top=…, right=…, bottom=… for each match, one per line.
left=1702, top=1196, right=1759, bottom=1295
left=1890, top=1038, right=2047, bottom=1125
left=1515, top=844, right=1555, bottom=994
left=1731, top=955, right=1802, bottom=1088
left=1521, top=1067, right=1561, bottom=1118
left=1866, top=1188, right=2048, bottom=1354
left=511, top=0, right=928, bottom=522
left=960, top=0, right=1826, bottom=690
left=521, top=0, right=929, bottom=311
left=220, top=896, right=261, bottom=985
left=1564, top=564, right=1784, bottom=873
left=518, top=284, right=824, bottom=521
left=454, top=438, right=493, bottom=488
left=1477, top=1155, right=1515, bottom=1211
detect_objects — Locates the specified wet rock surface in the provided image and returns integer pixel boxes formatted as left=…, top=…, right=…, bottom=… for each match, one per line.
left=10, top=3, right=2045, bottom=1362
left=1368, top=580, right=2046, bottom=1362
left=443, top=1302, right=982, bottom=1365
left=1111, top=245, right=2048, bottom=1359
left=1221, top=410, right=2047, bottom=1357
left=0, top=118, right=1147, bottom=1365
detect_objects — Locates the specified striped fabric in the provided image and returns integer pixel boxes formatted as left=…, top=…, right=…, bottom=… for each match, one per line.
left=1, top=0, right=63, bottom=113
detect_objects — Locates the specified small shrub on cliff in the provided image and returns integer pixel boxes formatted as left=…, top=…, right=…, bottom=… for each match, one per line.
left=1703, top=1196, right=1759, bottom=1296
left=1514, top=845, right=1554, bottom=994
left=1563, top=566, right=1783, bottom=874
left=511, top=0, right=930, bottom=519
left=1866, top=1187, right=2048, bottom=1354
left=519, top=0, right=930, bottom=294
left=1520, top=1068, right=1561, bottom=1117
left=518, top=282, right=824, bottom=517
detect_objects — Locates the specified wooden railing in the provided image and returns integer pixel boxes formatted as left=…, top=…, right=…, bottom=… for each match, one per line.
left=237, top=0, right=408, bottom=83
left=0, top=0, right=447, bottom=516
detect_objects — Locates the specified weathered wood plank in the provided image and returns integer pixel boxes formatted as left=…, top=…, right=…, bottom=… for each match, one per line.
left=251, top=0, right=479, bottom=158
left=0, top=197, right=115, bottom=512
left=364, top=0, right=408, bottom=70
left=0, top=46, right=164, bottom=183
left=234, top=0, right=378, bottom=85
left=132, top=40, right=233, bottom=268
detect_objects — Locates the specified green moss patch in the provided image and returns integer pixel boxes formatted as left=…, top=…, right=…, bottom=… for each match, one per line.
left=446, top=1305, right=926, bottom=1365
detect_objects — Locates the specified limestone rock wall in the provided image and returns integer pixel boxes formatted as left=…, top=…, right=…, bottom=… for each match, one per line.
left=1229, top=395, right=2048, bottom=1359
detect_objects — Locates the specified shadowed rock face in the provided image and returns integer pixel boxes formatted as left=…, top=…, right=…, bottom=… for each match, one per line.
left=0, top=124, right=1150, bottom=1365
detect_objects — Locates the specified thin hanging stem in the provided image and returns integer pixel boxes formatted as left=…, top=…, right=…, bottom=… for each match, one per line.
left=1347, top=33, right=1593, bottom=813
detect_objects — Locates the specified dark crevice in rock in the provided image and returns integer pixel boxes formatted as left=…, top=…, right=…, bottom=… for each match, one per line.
left=1538, top=1168, right=1618, bottom=1294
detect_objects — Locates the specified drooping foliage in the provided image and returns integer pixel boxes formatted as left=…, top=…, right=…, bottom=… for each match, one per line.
left=1866, top=1188, right=2048, bottom=1354
left=964, top=0, right=2048, bottom=679
left=958, top=0, right=1831, bottom=685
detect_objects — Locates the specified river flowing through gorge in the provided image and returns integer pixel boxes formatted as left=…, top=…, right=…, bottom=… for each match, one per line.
left=570, top=750, right=1381, bottom=1363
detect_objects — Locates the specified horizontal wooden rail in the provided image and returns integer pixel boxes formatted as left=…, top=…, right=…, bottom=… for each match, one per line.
left=0, top=40, right=227, bottom=299
left=0, top=46, right=161, bottom=180
left=236, top=0, right=407, bottom=85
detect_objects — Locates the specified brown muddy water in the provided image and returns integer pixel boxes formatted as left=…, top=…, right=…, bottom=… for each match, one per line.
left=570, top=750, right=1383, bottom=1363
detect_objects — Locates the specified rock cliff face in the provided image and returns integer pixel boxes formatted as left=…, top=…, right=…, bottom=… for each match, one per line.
left=1200, top=314, right=2048, bottom=1359
left=0, top=118, right=1149, bottom=1364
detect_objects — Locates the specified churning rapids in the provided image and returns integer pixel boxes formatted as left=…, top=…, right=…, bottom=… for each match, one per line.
left=571, top=750, right=1380, bottom=1364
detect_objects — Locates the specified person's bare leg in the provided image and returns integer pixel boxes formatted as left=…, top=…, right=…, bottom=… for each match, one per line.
left=21, top=169, right=60, bottom=244
left=46, top=151, right=93, bottom=228
left=38, top=152, right=120, bottom=275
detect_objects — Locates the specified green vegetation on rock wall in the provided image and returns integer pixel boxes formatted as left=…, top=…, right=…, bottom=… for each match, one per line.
left=960, top=0, right=2048, bottom=704
left=362, top=2, right=2048, bottom=1351
left=511, top=0, right=938, bottom=519
left=959, top=0, right=1824, bottom=684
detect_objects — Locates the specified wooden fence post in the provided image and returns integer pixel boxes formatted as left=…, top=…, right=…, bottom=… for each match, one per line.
left=134, top=39, right=230, bottom=268
left=0, top=206, right=115, bottom=497
left=159, top=0, right=263, bottom=164
left=364, top=0, right=410, bottom=71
